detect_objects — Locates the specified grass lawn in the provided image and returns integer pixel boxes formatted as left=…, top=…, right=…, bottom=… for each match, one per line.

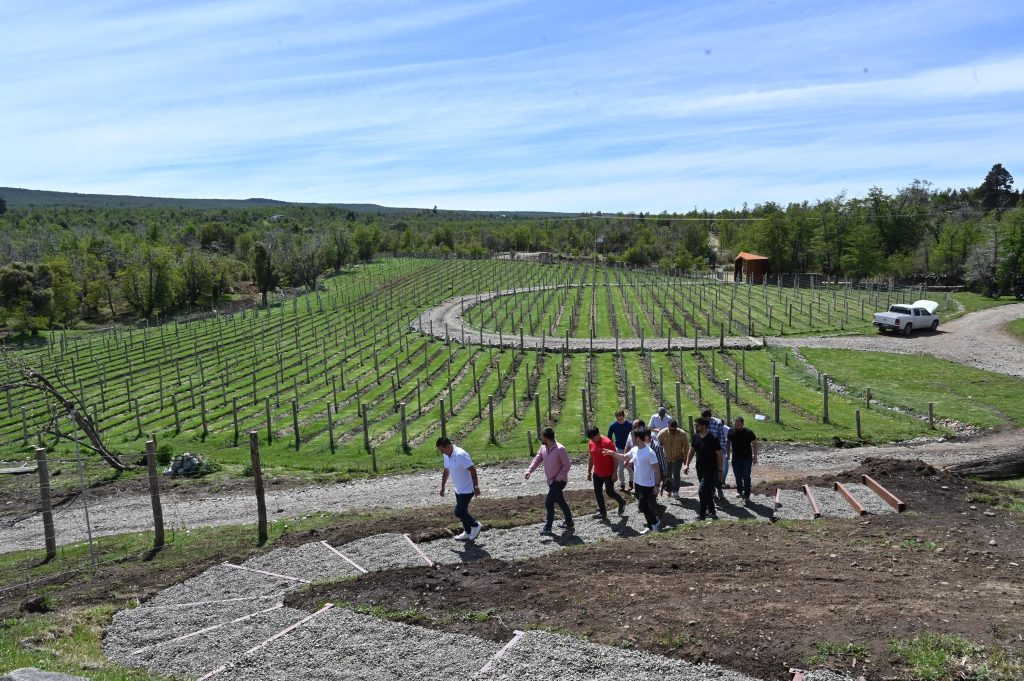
left=1006, top=318, right=1024, bottom=339
left=799, top=348, right=1024, bottom=428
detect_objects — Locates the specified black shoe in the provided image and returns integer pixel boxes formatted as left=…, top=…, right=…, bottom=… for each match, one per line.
left=617, top=500, right=626, bottom=516
left=698, top=514, right=707, bottom=521
left=656, top=504, right=667, bottom=519
left=716, top=489, right=725, bottom=500
left=592, top=512, right=608, bottom=520
left=539, top=527, right=553, bottom=536
left=709, top=513, right=719, bottom=520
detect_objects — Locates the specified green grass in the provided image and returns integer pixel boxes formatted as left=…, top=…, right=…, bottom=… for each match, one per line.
left=1006, top=318, right=1024, bottom=339
left=806, top=641, right=871, bottom=666
left=0, top=606, right=174, bottom=680
left=946, top=292, right=1020, bottom=318
left=799, top=348, right=1024, bottom=429
left=889, top=633, right=1023, bottom=681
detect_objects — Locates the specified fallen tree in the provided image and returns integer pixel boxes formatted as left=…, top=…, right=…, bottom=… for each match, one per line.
left=943, top=449, right=1024, bottom=480
left=1, top=353, right=130, bottom=471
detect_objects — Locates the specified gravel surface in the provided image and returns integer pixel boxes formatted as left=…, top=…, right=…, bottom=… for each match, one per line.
left=242, top=542, right=362, bottom=582
left=774, top=490, right=817, bottom=521
left=770, top=303, right=1024, bottom=377
left=145, top=563, right=297, bottom=607
left=219, top=606, right=502, bottom=681
left=806, top=487, right=860, bottom=519
left=337, top=533, right=430, bottom=571
left=478, top=630, right=759, bottom=681
left=842, top=482, right=897, bottom=516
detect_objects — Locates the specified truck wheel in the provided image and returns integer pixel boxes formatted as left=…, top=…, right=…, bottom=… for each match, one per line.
left=930, top=320, right=938, bottom=331
left=902, top=324, right=913, bottom=336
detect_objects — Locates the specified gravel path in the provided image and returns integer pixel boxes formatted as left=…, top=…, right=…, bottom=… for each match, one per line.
left=770, top=303, right=1024, bottom=377
left=5, top=427, right=1021, bottom=555
left=106, top=489, right=886, bottom=681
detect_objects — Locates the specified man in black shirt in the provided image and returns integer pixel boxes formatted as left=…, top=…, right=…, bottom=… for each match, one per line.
left=727, top=416, right=759, bottom=504
left=684, top=417, right=723, bottom=520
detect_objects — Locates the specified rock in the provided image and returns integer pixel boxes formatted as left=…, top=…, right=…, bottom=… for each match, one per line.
left=989, top=539, right=998, bottom=546
left=19, top=597, right=52, bottom=614
left=983, top=511, right=996, bottom=517
left=2, top=670, right=89, bottom=681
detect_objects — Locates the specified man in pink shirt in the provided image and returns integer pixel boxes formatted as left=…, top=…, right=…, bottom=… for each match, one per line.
left=525, top=427, right=574, bottom=536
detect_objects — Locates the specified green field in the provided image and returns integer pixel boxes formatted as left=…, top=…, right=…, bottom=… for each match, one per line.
left=1006, top=318, right=1024, bottom=339
left=0, top=259, right=1014, bottom=485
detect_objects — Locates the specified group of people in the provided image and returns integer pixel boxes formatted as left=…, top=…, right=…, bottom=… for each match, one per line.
left=437, top=406, right=759, bottom=541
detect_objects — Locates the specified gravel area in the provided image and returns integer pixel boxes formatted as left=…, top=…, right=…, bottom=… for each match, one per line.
left=478, top=630, right=760, bottom=681
left=770, top=303, right=1024, bottom=377
left=218, top=606, right=502, bottom=681
left=774, top=489, right=817, bottom=521
left=145, top=563, right=298, bottom=607
left=334, top=533, right=427, bottom=572
left=842, top=482, right=897, bottom=516
left=242, top=542, right=363, bottom=582
left=806, top=487, right=860, bottom=519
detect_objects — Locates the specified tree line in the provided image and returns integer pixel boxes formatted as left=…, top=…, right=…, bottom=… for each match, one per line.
left=0, top=164, right=1021, bottom=334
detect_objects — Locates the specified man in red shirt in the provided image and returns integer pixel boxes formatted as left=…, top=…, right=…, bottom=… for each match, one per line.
left=586, top=426, right=626, bottom=520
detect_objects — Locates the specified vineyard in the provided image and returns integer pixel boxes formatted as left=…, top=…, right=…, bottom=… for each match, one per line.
left=0, top=258, right=960, bottom=477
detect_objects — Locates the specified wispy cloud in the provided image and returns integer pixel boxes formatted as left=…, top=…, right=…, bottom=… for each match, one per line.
left=3, top=0, right=1023, bottom=209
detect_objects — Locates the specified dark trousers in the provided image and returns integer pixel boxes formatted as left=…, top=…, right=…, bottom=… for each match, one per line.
left=592, top=474, right=625, bottom=516
left=634, top=483, right=659, bottom=528
left=669, top=459, right=684, bottom=493
left=732, top=457, right=753, bottom=498
left=545, top=480, right=573, bottom=529
left=697, top=475, right=717, bottom=518
left=454, top=493, right=477, bottom=533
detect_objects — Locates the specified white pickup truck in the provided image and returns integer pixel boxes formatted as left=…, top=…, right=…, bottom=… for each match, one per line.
left=872, top=300, right=940, bottom=335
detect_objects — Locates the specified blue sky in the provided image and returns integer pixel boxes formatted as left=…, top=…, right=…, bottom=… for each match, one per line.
left=3, top=0, right=1023, bottom=211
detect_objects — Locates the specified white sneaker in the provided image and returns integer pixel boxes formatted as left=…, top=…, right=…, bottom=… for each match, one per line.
left=454, top=531, right=470, bottom=541
left=469, top=523, right=482, bottom=541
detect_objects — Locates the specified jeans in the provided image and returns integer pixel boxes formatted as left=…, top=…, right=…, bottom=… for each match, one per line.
left=545, top=480, right=573, bottom=529
left=592, top=473, right=625, bottom=516
left=454, top=493, right=477, bottom=534
left=732, top=457, right=753, bottom=498
left=669, top=459, right=684, bottom=493
left=634, top=483, right=659, bottom=528
left=716, top=451, right=730, bottom=490
left=616, top=452, right=634, bottom=488
left=697, top=475, right=717, bottom=518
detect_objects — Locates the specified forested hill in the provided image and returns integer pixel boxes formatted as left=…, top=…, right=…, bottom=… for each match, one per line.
left=0, top=187, right=573, bottom=217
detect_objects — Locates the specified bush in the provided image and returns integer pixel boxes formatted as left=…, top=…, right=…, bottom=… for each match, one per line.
left=156, top=443, right=173, bottom=466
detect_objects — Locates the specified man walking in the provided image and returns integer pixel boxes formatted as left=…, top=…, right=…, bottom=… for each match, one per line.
left=657, top=419, right=689, bottom=498
left=701, top=408, right=730, bottom=501
left=607, top=410, right=633, bottom=492
left=437, top=437, right=482, bottom=541
left=587, top=426, right=626, bottom=520
left=648, top=406, right=673, bottom=432
left=684, top=418, right=723, bottom=520
left=727, top=416, right=759, bottom=504
left=626, top=426, right=662, bottom=534
left=526, top=427, right=574, bottom=536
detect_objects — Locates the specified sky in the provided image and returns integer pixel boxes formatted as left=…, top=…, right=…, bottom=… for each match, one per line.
left=3, top=0, right=1023, bottom=212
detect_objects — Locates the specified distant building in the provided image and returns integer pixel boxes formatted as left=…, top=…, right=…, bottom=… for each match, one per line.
left=734, top=252, right=769, bottom=283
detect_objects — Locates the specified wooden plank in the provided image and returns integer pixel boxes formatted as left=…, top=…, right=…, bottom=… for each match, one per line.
left=834, top=481, right=868, bottom=516
left=0, top=466, right=37, bottom=475
left=802, top=484, right=822, bottom=519
left=862, top=474, right=906, bottom=512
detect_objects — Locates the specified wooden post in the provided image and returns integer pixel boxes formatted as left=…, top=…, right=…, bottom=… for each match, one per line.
left=172, top=394, right=181, bottom=434
left=265, top=397, right=273, bottom=445
left=725, top=379, right=731, bottom=423
left=291, top=399, right=300, bottom=450
left=719, top=323, right=724, bottom=349
left=439, top=399, right=447, bottom=439
left=327, top=402, right=336, bottom=454
left=512, top=377, right=519, bottom=419
left=928, top=402, right=935, bottom=429
left=232, top=397, right=240, bottom=446
left=134, top=398, right=143, bottom=438
left=144, top=441, right=165, bottom=550
left=856, top=409, right=862, bottom=439
left=547, top=377, right=553, bottom=420
left=773, top=375, right=781, bottom=424
left=630, top=384, right=637, bottom=421
left=488, top=394, right=496, bottom=444
left=534, top=392, right=542, bottom=436
left=400, top=402, right=408, bottom=451
left=248, top=431, right=268, bottom=545
left=866, top=387, right=872, bottom=410
left=581, top=387, right=588, bottom=435
left=822, top=374, right=829, bottom=424
left=362, top=403, right=372, bottom=452
left=35, top=447, right=57, bottom=560
left=200, top=394, right=209, bottom=440
left=674, top=382, right=682, bottom=422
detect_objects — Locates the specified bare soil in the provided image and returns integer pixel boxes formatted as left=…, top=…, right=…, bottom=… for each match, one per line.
left=288, top=460, right=1024, bottom=681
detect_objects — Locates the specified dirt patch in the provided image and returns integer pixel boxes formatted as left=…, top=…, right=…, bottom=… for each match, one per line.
left=288, top=461, right=1024, bottom=681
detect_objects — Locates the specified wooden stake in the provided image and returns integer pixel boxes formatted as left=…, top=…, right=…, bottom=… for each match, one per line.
left=144, top=440, right=165, bottom=550
left=35, top=447, right=57, bottom=560
left=249, top=431, right=268, bottom=545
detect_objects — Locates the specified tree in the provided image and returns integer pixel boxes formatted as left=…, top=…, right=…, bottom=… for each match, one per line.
left=965, top=222, right=1005, bottom=297
left=120, top=246, right=178, bottom=319
left=978, top=163, right=1016, bottom=214
left=0, top=262, right=53, bottom=336
left=0, top=196, right=6, bottom=215
left=327, top=224, right=353, bottom=273
left=181, top=248, right=213, bottom=306
left=352, top=225, right=380, bottom=262
left=252, top=241, right=279, bottom=306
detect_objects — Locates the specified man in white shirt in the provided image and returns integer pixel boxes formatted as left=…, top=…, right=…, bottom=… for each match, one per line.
left=437, top=437, right=482, bottom=541
left=648, top=406, right=673, bottom=432
left=625, top=427, right=663, bottom=534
